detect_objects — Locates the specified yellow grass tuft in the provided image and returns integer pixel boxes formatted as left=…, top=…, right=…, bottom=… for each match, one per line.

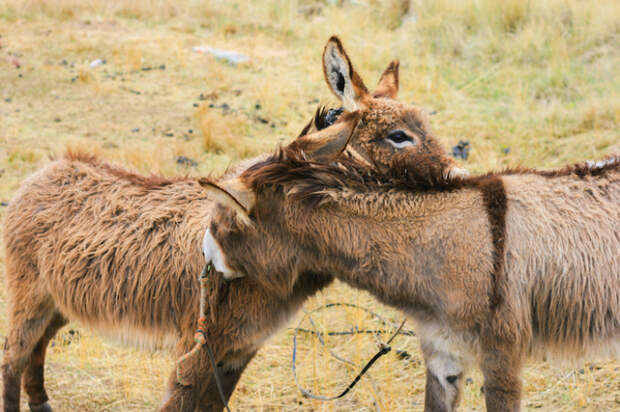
left=195, top=103, right=260, bottom=158
left=0, top=0, right=618, bottom=410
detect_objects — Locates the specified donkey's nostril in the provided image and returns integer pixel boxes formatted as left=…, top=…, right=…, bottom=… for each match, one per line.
left=446, top=375, right=458, bottom=384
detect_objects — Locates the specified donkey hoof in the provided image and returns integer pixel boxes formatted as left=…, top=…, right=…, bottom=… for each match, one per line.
left=29, top=402, right=53, bottom=412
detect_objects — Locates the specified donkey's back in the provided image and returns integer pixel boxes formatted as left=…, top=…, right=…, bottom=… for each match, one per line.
left=502, top=160, right=620, bottom=359
left=3, top=153, right=211, bottom=346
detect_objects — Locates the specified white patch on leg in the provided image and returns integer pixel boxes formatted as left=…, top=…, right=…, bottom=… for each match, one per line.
left=424, top=343, right=465, bottom=412
left=202, top=228, right=245, bottom=280
left=417, top=321, right=476, bottom=412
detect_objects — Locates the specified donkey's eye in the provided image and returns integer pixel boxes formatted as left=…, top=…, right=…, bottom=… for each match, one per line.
left=386, top=130, right=415, bottom=148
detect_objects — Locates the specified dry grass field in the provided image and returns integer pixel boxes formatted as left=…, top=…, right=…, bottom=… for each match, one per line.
left=1, top=0, right=619, bottom=410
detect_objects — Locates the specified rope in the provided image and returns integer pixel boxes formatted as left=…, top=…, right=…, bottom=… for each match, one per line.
left=176, top=263, right=232, bottom=412
left=292, top=302, right=410, bottom=403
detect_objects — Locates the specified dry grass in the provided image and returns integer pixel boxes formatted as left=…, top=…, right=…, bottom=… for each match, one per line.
left=0, top=0, right=619, bottom=410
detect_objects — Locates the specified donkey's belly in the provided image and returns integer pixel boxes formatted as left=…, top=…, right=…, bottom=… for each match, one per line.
left=87, top=320, right=179, bottom=351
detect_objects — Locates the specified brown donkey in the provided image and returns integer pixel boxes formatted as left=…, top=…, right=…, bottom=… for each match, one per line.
left=1, top=39, right=462, bottom=412
left=201, top=116, right=619, bottom=411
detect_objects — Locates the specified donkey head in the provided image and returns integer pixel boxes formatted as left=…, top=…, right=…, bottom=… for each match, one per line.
left=296, top=36, right=467, bottom=180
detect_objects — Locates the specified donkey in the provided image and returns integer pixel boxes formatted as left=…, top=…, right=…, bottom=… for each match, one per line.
left=1, top=37, right=463, bottom=412
left=200, top=115, right=619, bottom=411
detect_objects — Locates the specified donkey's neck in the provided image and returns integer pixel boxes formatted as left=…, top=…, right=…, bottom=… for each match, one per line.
left=294, top=186, right=495, bottom=320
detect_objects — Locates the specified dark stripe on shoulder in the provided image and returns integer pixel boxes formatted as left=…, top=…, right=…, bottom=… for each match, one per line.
left=475, top=175, right=508, bottom=310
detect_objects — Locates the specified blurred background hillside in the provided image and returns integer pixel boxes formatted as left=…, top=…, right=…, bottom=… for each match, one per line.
left=1, top=0, right=618, bottom=410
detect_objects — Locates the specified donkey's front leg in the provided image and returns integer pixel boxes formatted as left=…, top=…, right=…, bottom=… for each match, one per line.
left=420, top=337, right=466, bottom=412
left=158, top=336, right=224, bottom=412
left=479, top=344, right=524, bottom=412
left=195, top=349, right=257, bottom=412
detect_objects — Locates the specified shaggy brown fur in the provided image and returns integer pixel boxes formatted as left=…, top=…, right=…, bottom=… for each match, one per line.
left=1, top=150, right=336, bottom=412
left=204, top=145, right=619, bottom=411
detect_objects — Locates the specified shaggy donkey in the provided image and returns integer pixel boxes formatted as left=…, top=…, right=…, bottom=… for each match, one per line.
left=1, top=38, right=461, bottom=412
left=201, top=122, right=619, bottom=411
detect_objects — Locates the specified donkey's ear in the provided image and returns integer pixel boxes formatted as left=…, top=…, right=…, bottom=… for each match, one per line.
left=373, top=60, right=399, bottom=99
left=292, top=111, right=360, bottom=162
left=323, top=36, right=369, bottom=111
left=199, top=177, right=254, bottom=226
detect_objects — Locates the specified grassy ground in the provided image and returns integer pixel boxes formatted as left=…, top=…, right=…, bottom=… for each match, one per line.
left=1, top=0, right=619, bottom=410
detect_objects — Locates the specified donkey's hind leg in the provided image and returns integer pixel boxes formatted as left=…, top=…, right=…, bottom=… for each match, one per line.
left=22, top=313, right=67, bottom=412
left=2, top=299, right=56, bottom=412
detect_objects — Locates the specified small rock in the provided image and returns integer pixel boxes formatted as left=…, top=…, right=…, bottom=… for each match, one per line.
left=255, top=102, right=261, bottom=110
left=193, top=103, right=199, bottom=107
left=159, top=64, right=166, bottom=70
left=192, top=46, right=249, bottom=65
left=131, top=128, right=140, bottom=133
left=176, top=156, right=197, bottom=167
left=209, top=102, right=231, bottom=113
left=4, top=98, right=11, bottom=103
left=0, top=201, right=8, bottom=207
left=256, top=116, right=269, bottom=124
left=188, top=129, right=193, bottom=134
left=465, top=377, right=473, bottom=385
left=60, top=59, right=68, bottom=65
left=452, top=140, right=470, bottom=160
left=54, top=117, right=61, bottom=122
left=308, top=98, right=319, bottom=104
left=502, top=147, right=510, bottom=154
left=164, top=132, right=174, bottom=137
left=89, top=58, right=106, bottom=68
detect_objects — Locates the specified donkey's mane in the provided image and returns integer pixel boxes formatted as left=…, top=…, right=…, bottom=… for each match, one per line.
left=242, top=146, right=619, bottom=204
left=65, top=149, right=194, bottom=189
